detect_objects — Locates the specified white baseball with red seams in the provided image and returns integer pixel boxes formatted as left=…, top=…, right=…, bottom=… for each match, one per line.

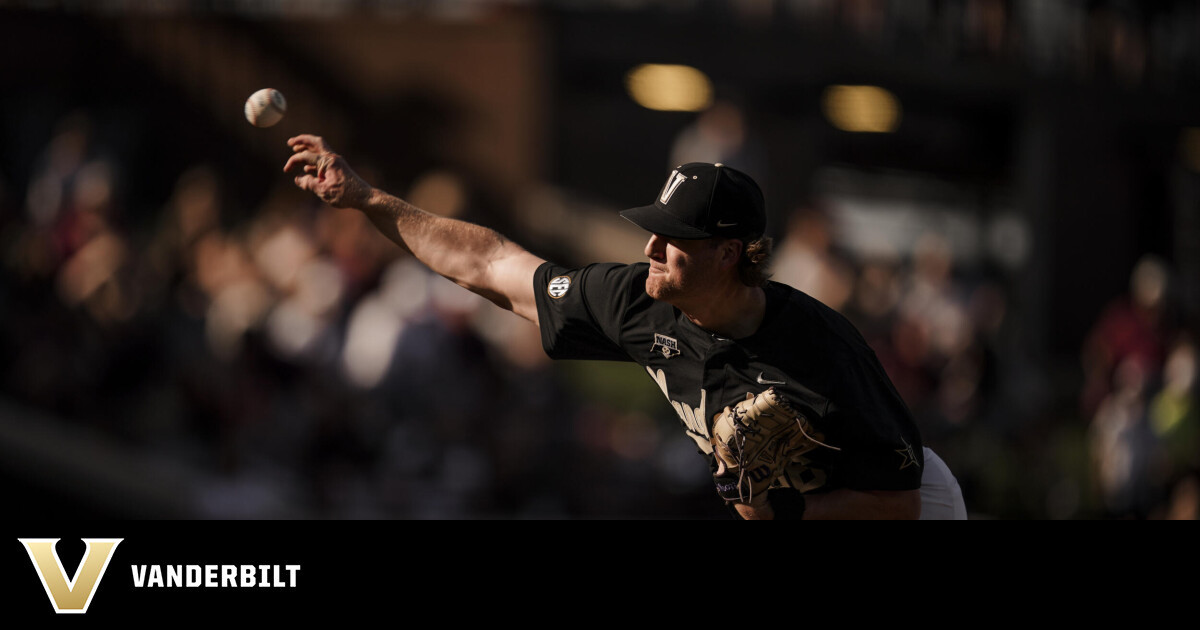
left=244, top=88, right=287, bottom=127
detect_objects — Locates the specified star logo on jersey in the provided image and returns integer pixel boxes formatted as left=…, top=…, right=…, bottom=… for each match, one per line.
left=651, top=333, right=681, bottom=359
left=896, top=439, right=921, bottom=470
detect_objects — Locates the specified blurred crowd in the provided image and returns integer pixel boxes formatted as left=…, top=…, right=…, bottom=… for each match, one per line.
left=3, top=107, right=1193, bottom=522
left=4, top=0, right=1200, bottom=519
left=0, top=109, right=726, bottom=519
left=1080, top=254, right=1199, bottom=519
left=774, top=201, right=1200, bottom=520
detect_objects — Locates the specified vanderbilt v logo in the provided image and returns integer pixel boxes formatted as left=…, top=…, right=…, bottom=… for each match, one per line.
left=19, top=538, right=123, bottom=614
left=659, top=170, right=688, bottom=204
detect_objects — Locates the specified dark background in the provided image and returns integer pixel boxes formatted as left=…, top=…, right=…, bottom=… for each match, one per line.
left=2, top=0, right=1199, bottom=523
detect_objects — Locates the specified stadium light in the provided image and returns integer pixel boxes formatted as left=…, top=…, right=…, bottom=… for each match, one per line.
left=626, top=64, right=714, bottom=112
left=822, top=85, right=902, bottom=133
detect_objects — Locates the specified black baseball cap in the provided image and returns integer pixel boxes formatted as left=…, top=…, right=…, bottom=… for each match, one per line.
left=620, top=162, right=766, bottom=240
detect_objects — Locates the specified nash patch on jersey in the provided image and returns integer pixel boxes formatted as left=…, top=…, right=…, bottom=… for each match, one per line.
left=651, top=333, right=681, bottom=359
left=547, top=275, right=571, bottom=299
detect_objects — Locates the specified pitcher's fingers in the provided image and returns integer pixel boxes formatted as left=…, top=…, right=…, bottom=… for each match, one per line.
left=316, top=153, right=336, bottom=178
left=288, top=134, right=326, bottom=151
left=283, top=150, right=318, bottom=173
left=293, top=174, right=318, bottom=191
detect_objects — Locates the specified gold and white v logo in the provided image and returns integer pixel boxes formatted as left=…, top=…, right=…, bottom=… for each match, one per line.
left=19, top=538, right=123, bottom=614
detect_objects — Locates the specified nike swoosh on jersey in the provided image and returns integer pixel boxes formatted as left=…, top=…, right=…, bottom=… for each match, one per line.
left=756, top=372, right=786, bottom=385
left=716, top=220, right=737, bottom=227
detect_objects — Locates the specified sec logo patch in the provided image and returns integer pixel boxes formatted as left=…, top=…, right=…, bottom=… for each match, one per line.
left=547, top=275, right=571, bottom=298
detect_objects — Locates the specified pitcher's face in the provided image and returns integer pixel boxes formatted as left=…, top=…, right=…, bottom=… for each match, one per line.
left=643, top=233, right=727, bottom=304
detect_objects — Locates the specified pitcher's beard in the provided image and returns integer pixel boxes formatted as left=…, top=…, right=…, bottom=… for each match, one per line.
left=644, top=271, right=681, bottom=302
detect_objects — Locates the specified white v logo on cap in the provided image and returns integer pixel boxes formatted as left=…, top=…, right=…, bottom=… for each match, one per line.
left=660, top=170, right=688, bottom=204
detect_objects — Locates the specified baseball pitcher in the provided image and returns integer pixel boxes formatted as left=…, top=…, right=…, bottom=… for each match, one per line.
left=284, top=135, right=967, bottom=520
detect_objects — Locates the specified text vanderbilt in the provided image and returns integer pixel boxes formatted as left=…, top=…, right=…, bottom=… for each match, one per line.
left=131, top=564, right=301, bottom=588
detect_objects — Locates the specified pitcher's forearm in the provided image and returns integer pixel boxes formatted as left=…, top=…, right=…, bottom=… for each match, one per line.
left=357, top=187, right=523, bottom=299
left=284, top=135, right=542, bottom=321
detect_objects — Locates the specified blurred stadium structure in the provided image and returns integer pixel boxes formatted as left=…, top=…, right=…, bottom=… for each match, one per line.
left=1, top=0, right=1199, bottom=519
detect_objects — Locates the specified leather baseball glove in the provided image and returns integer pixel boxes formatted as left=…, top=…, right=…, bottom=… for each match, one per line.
left=710, top=387, right=827, bottom=509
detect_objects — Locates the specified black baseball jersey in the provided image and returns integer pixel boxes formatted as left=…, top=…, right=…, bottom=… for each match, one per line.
left=533, top=261, right=924, bottom=494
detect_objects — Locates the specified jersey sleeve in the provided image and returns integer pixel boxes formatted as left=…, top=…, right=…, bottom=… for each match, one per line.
left=533, top=261, right=646, bottom=362
left=823, top=348, right=925, bottom=491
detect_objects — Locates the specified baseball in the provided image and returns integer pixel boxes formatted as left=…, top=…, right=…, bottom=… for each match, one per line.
left=244, top=88, right=287, bottom=128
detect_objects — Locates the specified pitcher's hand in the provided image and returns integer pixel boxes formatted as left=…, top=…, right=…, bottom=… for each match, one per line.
left=283, top=134, right=372, bottom=209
